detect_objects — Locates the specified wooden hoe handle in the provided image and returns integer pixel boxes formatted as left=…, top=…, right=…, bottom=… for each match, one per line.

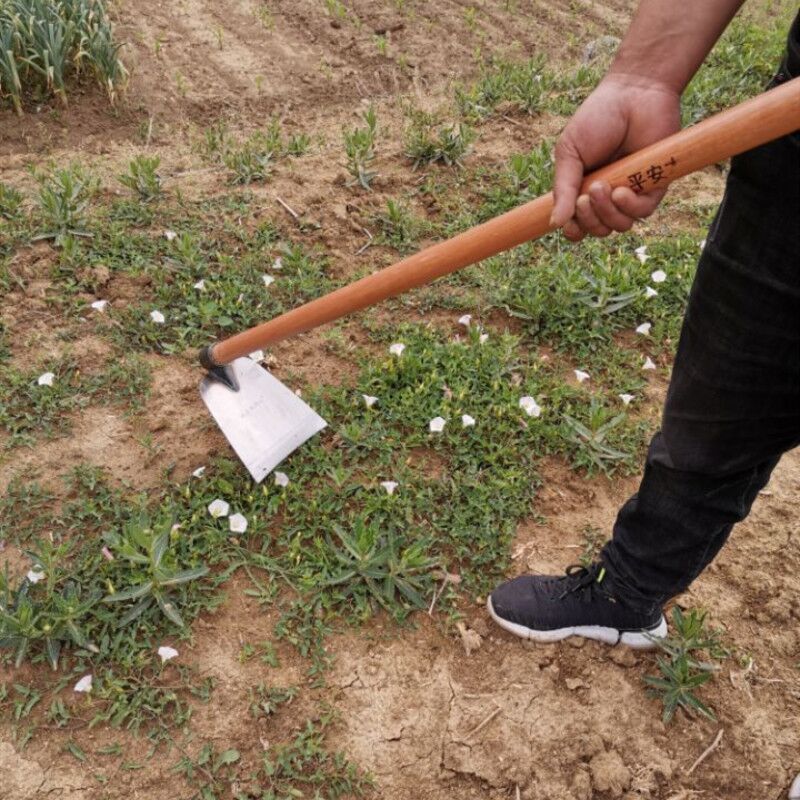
left=205, top=77, right=800, bottom=366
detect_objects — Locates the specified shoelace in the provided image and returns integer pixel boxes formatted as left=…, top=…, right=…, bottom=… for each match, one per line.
left=557, top=563, right=608, bottom=602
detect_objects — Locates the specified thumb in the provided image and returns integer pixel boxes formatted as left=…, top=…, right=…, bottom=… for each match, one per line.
left=550, top=138, right=585, bottom=228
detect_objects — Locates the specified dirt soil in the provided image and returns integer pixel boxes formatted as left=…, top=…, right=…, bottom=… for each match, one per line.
left=1, top=2, right=798, bottom=799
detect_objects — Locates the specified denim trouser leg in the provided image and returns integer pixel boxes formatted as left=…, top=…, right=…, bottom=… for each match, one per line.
left=601, top=79, right=800, bottom=607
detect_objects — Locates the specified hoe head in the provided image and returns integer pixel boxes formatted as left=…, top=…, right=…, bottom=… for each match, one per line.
left=200, top=357, right=327, bottom=483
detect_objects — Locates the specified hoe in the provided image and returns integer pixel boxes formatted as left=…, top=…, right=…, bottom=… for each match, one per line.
left=199, top=78, right=800, bottom=482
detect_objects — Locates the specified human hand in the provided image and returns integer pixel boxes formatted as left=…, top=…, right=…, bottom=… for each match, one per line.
left=550, top=75, right=682, bottom=241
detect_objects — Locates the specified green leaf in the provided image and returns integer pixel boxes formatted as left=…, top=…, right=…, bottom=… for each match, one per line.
left=157, top=566, right=209, bottom=588
left=103, top=581, right=153, bottom=603
left=214, top=748, right=240, bottom=770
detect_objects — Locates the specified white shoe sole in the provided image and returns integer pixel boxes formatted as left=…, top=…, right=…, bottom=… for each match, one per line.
left=487, top=596, right=668, bottom=650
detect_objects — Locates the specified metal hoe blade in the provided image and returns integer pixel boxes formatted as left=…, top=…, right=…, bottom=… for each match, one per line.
left=200, top=358, right=327, bottom=483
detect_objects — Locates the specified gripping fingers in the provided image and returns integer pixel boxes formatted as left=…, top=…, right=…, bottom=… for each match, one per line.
left=611, top=185, right=667, bottom=219
left=588, top=182, right=636, bottom=232
left=575, top=194, right=612, bottom=238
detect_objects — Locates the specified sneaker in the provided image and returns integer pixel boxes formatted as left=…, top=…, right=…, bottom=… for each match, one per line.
left=487, top=563, right=667, bottom=649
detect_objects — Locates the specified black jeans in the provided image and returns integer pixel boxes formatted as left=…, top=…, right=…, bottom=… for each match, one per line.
left=602, top=22, right=800, bottom=607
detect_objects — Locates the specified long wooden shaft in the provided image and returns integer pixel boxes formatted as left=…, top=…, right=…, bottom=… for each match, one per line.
left=208, top=77, right=800, bottom=365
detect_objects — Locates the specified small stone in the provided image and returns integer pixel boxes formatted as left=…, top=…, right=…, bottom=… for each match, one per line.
left=609, top=646, right=638, bottom=667
left=456, top=622, right=482, bottom=656
left=565, top=677, right=588, bottom=690
left=589, top=750, right=631, bottom=797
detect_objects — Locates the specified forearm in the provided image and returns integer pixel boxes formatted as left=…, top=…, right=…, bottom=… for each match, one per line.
left=610, top=0, right=746, bottom=93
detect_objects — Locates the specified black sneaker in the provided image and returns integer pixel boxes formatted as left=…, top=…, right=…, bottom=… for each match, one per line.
left=487, top=563, right=667, bottom=649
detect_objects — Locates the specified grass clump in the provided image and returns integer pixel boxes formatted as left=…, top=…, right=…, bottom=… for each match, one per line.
left=33, top=164, right=95, bottom=246
left=118, top=155, right=163, bottom=203
left=404, top=111, right=474, bottom=169
left=373, top=198, right=427, bottom=253
left=682, top=13, right=791, bottom=124
left=456, top=56, right=599, bottom=120
left=343, top=106, right=378, bottom=189
left=0, top=181, right=24, bottom=219
left=0, top=0, right=126, bottom=114
left=645, top=607, right=728, bottom=722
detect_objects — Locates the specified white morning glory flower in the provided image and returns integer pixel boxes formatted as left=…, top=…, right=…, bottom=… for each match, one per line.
left=643, top=357, right=657, bottom=370
left=634, top=245, right=649, bottom=264
left=479, top=333, right=489, bottom=344
left=192, top=466, right=206, bottom=478
left=429, top=416, right=446, bottom=433
left=229, top=513, right=248, bottom=534
left=462, top=414, right=476, bottom=427
left=274, top=471, right=289, bottom=487
left=644, top=286, right=658, bottom=299
left=101, top=546, right=114, bottom=562
left=651, top=269, right=667, bottom=284
left=249, top=350, right=265, bottom=362
left=389, top=343, right=405, bottom=357
left=90, top=299, right=108, bottom=312
left=519, top=396, right=542, bottom=417
left=157, top=646, right=179, bottom=663
left=380, top=481, right=398, bottom=495
left=150, top=310, right=165, bottom=324
left=635, top=322, right=652, bottom=336
left=458, top=314, right=472, bottom=327
left=262, top=274, right=275, bottom=288
left=619, top=394, right=634, bottom=406
left=164, top=230, right=177, bottom=242
left=193, top=279, right=206, bottom=291
left=272, top=256, right=283, bottom=270
left=208, top=499, right=230, bottom=518
left=74, top=674, right=93, bottom=693
left=574, top=370, right=590, bottom=383
left=699, top=239, right=707, bottom=251
left=37, top=372, right=55, bottom=387
left=362, top=394, right=378, bottom=408
left=27, top=568, right=45, bottom=584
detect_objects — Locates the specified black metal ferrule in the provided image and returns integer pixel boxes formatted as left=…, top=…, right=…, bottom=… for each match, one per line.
left=199, top=346, right=240, bottom=392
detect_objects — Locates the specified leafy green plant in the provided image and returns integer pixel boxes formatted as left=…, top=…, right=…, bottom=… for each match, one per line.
left=645, top=607, right=728, bottom=722
left=224, top=144, right=273, bottom=185
left=343, top=106, right=378, bottom=189
left=249, top=684, right=297, bottom=719
left=373, top=199, right=426, bottom=253
left=404, top=112, right=474, bottom=169
left=118, top=155, right=163, bottom=203
left=0, top=550, right=98, bottom=669
left=33, top=166, right=94, bottom=245
left=0, top=181, right=23, bottom=219
left=173, top=742, right=241, bottom=799
left=0, top=0, right=127, bottom=113
left=321, top=517, right=440, bottom=620
left=102, top=516, right=209, bottom=627
left=245, top=710, right=373, bottom=799
left=562, top=400, right=632, bottom=474
left=455, top=56, right=598, bottom=119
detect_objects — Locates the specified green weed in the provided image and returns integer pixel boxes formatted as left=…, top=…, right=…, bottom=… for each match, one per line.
left=33, top=165, right=95, bottom=246
left=0, top=181, right=23, bottom=219
left=343, top=106, right=378, bottom=189
left=373, top=199, right=427, bottom=253
left=404, top=111, right=474, bottom=169
left=645, top=607, right=728, bottom=722
left=118, top=155, right=163, bottom=203
left=101, top=515, right=209, bottom=628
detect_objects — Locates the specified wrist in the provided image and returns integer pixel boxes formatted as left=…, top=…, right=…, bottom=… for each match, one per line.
left=601, top=70, right=683, bottom=98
